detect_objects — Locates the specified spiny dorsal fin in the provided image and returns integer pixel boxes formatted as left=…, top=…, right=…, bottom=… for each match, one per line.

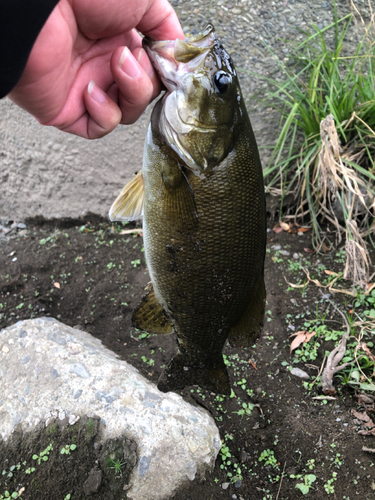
left=229, top=276, right=266, bottom=348
left=132, top=282, right=174, bottom=335
left=109, top=171, right=144, bottom=221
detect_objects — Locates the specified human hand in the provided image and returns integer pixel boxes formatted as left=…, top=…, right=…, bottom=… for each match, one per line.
left=8, top=0, right=183, bottom=139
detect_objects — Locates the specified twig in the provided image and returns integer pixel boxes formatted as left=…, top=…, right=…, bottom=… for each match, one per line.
left=363, top=446, right=375, bottom=454
left=275, top=461, right=287, bottom=500
left=319, top=291, right=352, bottom=394
left=310, top=355, right=327, bottom=388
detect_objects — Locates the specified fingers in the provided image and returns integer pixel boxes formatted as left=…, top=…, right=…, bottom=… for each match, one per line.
left=50, top=43, right=162, bottom=139
left=111, top=46, right=162, bottom=125
left=84, top=80, right=122, bottom=138
left=137, top=0, right=184, bottom=40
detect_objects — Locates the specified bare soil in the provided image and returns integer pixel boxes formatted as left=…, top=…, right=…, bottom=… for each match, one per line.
left=0, top=216, right=375, bottom=500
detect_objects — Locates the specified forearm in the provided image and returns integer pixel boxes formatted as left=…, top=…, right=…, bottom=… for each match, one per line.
left=0, top=0, right=59, bottom=98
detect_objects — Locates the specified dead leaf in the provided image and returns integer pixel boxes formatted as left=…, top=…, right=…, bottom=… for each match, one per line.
left=272, top=224, right=283, bottom=234
left=119, top=229, right=143, bottom=235
left=324, top=270, right=339, bottom=276
left=352, top=409, right=370, bottom=422
left=290, top=330, right=317, bottom=353
left=358, top=429, right=375, bottom=436
left=249, top=359, right=257, bottom=370
left=297, top=227, right=310, bottom=233
left=357, top=394, right=375, bottom=405
left=53, top=282, right=61, bottom=289
left=303, top=248, right=315, bottom=254
left=280, top=221, right=289, bottom=231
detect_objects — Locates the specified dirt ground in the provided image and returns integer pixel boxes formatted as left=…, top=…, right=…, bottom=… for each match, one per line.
left=1, top=215, right=375, bottom=500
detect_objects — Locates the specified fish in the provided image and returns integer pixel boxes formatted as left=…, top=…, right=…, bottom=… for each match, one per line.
left=109, top=24, right=266, bottom=395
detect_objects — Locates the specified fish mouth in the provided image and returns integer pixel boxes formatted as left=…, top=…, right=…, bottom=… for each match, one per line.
left=143, top=24, right=216, bottom=92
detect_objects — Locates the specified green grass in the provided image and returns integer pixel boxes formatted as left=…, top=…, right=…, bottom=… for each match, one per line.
left=244, top=2, right=375, bottom=270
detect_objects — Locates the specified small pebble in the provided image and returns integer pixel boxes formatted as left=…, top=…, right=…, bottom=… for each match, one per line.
left=222, top=482, right=230, bottom=490
left=293, top=253, right=299, bottom=259
left=290, top=367, right=310, bottom=380
left=280, top=250, right=290, bottom=256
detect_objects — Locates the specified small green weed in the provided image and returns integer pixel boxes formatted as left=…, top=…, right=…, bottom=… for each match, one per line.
left=33, top=443, right=53, bottom=464
left=108, top=458, right=127, bottom=477
left=258, top=449, right=279, bottom=470
left=324, top=472, right=338, bottom=494
left=60, top=444, right=77, bottom=456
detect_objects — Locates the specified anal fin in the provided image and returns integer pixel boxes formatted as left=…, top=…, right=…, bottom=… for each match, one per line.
left=109, top=171, right=144, bottom=221
left=229, top=276, right=266, bottom=348
left=132, top=282, right=174, bottom=335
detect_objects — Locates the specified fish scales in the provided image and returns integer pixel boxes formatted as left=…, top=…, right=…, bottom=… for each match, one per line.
left=109, top=24, right=266, bottom=394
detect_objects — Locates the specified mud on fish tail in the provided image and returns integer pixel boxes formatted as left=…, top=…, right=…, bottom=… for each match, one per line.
left=157, top=350, right=231, bottom=395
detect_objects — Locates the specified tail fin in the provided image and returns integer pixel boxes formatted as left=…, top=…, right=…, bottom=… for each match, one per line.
left=157, top=350, right=230, bottom=395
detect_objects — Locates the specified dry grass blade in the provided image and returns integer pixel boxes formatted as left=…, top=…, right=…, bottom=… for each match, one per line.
left=314, top=115, right=373, bottom=286
left=257, top=3, right=375, bottom=284
left=344, top=219, right=371, bottom=287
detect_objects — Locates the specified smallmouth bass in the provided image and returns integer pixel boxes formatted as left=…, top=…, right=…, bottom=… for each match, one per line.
left=110, top=24, right=266, bottom=395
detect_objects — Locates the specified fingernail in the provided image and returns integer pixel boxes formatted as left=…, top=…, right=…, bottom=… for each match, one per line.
left=88, top=80, right=106, bottom=103
left=137, top=48, right=155, bottom=78
left=118, top=47, right=141, bottom=78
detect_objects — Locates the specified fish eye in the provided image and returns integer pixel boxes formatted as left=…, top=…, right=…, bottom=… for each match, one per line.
left=213, top=72, right=232, bottom=93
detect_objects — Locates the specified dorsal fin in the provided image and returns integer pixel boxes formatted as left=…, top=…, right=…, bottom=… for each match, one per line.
left=109, top=171, right=144, bottom=221
left=229, top=276, right=266, bottom=347
left=132, top=282, right=174, bottom=335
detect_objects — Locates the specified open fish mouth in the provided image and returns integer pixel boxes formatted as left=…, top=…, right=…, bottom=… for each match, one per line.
left=142, top=24, right=216, bottom=92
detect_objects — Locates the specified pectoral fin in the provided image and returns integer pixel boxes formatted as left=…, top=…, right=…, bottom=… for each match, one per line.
left=162, top=166, right=198, bottom=228
left=109, top=171, right=144, bottom=221
left=229, top=276, right=266, bottom=348
left=132, top=282, right=174, bottom=335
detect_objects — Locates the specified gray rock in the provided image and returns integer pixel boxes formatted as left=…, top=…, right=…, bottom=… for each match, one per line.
left=0, top=318, right=220, bottom=500
left=83, top=467, right=102, bottom=495
left=222, top=482, right=230, bottom=490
